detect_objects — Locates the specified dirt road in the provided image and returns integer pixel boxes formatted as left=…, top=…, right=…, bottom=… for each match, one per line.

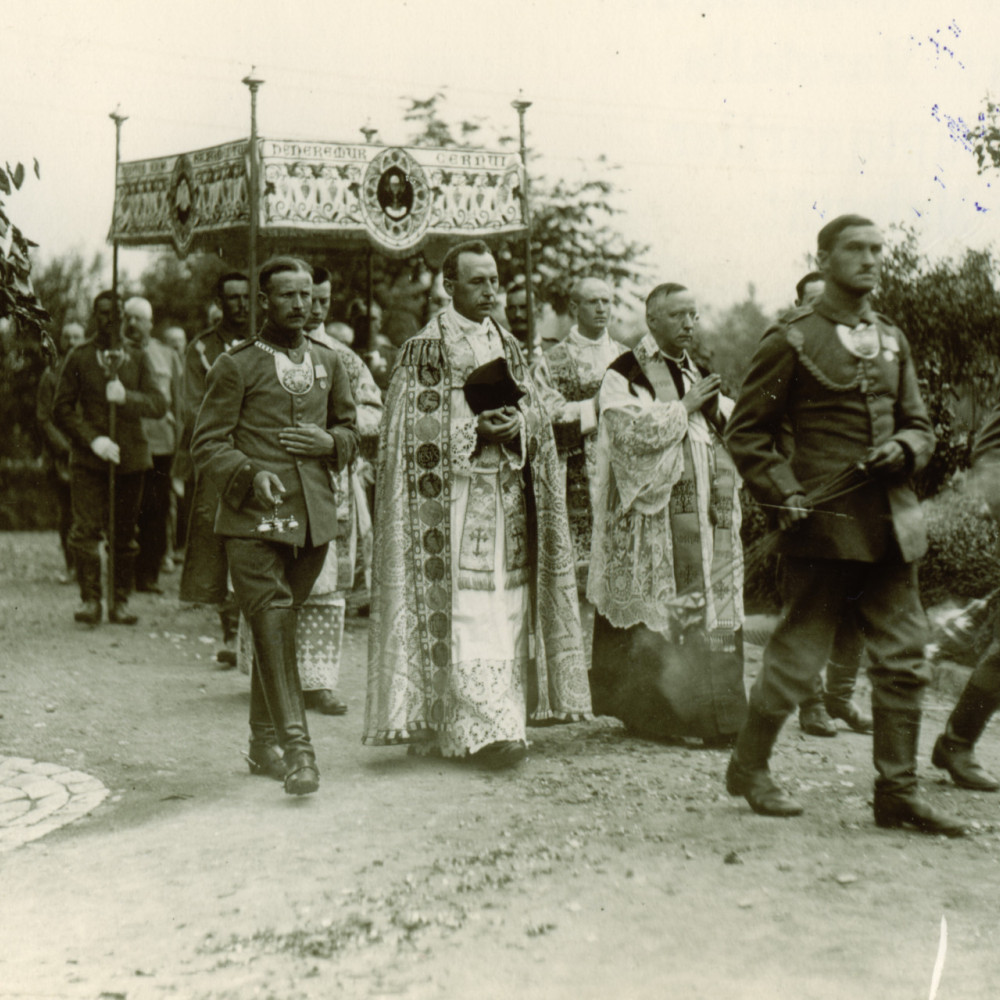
left=1, top=531, right=999, bottom=1000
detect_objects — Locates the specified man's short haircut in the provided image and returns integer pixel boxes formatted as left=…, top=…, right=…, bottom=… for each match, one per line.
left=645, top=283, right=688, bottom=313
left=93, top=289, right=122, bottom=311
left=794, top=271, right=824, bottom=305
left=214, top=270, right=249, bottom=298
left=311, top=265, right=333, bottom=287
left=258, top=256, right=311, bottom=292
left=441, top=240, right=492, bottom=283
left=817, top=214, right=877, bottom=252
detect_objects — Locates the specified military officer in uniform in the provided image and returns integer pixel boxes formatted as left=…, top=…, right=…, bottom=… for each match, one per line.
left=192, top=257, right=358, bottom=796
left=724, top=215, right=965, bottom=836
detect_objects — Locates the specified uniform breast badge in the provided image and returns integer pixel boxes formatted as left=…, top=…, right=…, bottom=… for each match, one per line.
left=255, top=340, right=315, bottom=395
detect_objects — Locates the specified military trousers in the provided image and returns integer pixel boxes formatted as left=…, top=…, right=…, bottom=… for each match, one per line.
left=225, top=537, right=328, bottom=618
left=67, top=464, right=144, bottom=561
left=751, top=554, right=930, bottom=718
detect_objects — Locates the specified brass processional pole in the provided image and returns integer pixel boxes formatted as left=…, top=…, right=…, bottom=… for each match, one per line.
left=107, top=106, right=128, bottom=605
left=242, top=69, right=265, bottom=337
left=511, top=96, right=537, bottom=360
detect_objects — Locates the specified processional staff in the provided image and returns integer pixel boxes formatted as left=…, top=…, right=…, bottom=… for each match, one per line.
left=242, top=69, right=265, bottom=338
left=107, top=105, right=128, bottom=598
left=511, top=96, right=537, bottom=361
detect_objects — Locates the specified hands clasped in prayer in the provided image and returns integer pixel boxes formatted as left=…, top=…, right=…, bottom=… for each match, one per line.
left=681, top=372, right=721, bottom=414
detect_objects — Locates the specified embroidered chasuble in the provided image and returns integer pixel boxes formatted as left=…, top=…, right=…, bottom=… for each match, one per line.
left=543, top=328, right=627, bottom=588
left=586, top=333, right=746, bottom=743
left=364, top=307, right=591, bottom=756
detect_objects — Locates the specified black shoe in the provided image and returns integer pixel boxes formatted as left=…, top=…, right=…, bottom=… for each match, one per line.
left=245, top=744, right=287, bottom=781
left=74, top=600, right=102, bottom=625
left=216, top=647, right=238, bottom=669
left=471, top=741, right=527, bottom=769
left=135, top=582, right=164, bottom=594
left=304, top=689, right=348, bottom=715
left=931, top=735, right=1000, bottom=791
left=826, top=700, right=873, bottom=734
left=799, top=703, right=838, bottom=737
left=726, top=756, right=803, bottom=816
left=283, top=750, right=319, bottom=796
left=873, top=793, right=967, bottom=837
left=108, top=602, right=138, bottom=625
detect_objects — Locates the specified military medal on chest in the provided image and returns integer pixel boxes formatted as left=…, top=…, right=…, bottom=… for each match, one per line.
left=255, top=340, right=315, bottom=394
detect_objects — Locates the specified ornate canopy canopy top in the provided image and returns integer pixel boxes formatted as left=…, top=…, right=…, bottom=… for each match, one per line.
left=109, top=137, right=527, bottom=258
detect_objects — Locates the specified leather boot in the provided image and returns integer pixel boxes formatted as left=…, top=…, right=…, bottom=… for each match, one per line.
left=824, top=659, right=873, bottom=734
left=726, top=707, right=803, bottom=817
left=249, top=607, right=318, bottom=796
left=872, top=709, right=967, bottom=836
left=108, top=552, right=138, bottom=625
left=73, top=553, right=102, bottom=625
left=245, top=666, right=287, bottom=781
left=931, top=681, right=1000, bottom=791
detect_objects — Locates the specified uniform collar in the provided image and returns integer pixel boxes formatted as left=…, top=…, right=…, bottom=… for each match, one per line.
left=813, top=288, right=877, bottom=329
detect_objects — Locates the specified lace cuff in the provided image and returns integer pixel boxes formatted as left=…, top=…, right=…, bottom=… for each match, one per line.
left=451, top=417, right=479, bottom=472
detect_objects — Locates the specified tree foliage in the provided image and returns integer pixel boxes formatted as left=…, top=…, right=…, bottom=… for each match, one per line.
left=697, top=284, right=770, bottom=397
left=33, top=248, right=105, bottom=336
left=967, top=97, right=1000, bottom=176
left=399, top=92, right=650, bottom=313
left=0, top=160, right=51, bottom=462
left=872, top=226, right=1000, bottom=497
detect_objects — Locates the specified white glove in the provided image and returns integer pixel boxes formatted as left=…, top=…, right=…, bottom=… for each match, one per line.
left=90, top=436, right=120, bottom=464
left=105, top=379, right=127, bottom=404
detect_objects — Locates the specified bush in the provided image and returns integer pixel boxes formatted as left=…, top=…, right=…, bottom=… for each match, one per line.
left=0, top=459, right=60, bottom=531
left=919, top=487, right=1000, bottom=606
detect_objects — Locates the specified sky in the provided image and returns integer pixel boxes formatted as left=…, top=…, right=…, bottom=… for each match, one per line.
left=4, top=0, right=1000, bottom=314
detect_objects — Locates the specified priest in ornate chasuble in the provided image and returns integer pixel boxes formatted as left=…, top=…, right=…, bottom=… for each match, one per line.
left=364, top=241, right=591, bottom=766
left=587, top=283, right=746, bottom=745
left=542, top=278, right=627, bottom=590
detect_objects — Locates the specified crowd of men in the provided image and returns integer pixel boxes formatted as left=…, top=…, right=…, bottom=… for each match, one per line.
left=36, top=215, right=1000, bottom=838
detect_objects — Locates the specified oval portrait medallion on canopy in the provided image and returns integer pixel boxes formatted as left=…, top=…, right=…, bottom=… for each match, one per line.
left=361, top=147, right=431, bottom=254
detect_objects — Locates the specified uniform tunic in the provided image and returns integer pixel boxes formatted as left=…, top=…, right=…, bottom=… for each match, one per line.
left=725, top=298, right=934, bottom=716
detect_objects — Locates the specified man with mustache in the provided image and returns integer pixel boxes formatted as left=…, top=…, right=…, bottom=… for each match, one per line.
left=192, top=257, right=358, bottom=796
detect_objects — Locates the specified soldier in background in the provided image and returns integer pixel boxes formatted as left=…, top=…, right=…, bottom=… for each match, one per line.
left=54, top=291, right=166, bottom=625
left=36, top=321, right=86, bottom=583
left=176, top=272, right=249, bottom=664
left=124, top=297, right=183, bottom=594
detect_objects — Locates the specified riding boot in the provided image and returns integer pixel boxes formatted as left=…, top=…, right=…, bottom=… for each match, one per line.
left=245, top=664, right=287, bottom=781
left=799, top=678, right=837, bottom=737
left=726, top=706, right=803, bottom=816
left=824, top=659, right=873, bottom=734
left=248, top=607, right=318, bottom=796
left=872, top=709, right=967, bottom=836
left=73, top=552, right=102, bottom=625
left=108, top=551, right=139, bottom=625
left=931, top=681, right=1000, bottom=791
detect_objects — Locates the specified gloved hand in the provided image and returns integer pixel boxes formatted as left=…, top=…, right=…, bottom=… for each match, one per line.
left=105, top=379, right=127, bottom=404
left=90, top=436, right=121, bottom=464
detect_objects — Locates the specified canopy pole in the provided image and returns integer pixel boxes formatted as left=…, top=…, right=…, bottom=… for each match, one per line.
left=511, top=96, right=536, bottom=360
left=365, top=247, right=374, bottom=356
left=107, top=106, right=128, bottom=606
left=242, top=69, right=265, bottom=337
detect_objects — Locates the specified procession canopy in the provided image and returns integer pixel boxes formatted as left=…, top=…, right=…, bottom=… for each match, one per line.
left=108, top=138, right=527, bottom=259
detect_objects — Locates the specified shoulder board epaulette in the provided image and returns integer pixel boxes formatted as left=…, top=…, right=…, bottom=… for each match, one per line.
left=227, top=339, right=255, bottom=354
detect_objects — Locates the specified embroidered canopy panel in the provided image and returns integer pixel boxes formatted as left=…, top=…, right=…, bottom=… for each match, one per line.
left=108, top=138, right=526, bottom=258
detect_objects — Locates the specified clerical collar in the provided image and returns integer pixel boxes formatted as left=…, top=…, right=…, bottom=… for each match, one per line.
left=639, top=332, right=690, bottom=367
left=568, top=325, right=608, bottom=348
left=446, top=304, right=491, bottom=336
